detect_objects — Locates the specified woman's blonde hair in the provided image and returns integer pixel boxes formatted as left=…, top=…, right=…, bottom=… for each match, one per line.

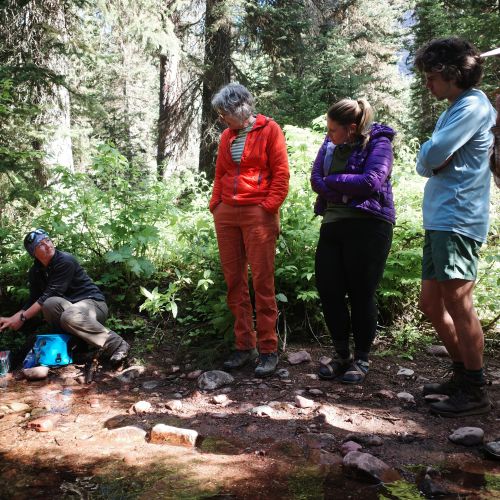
left=327, top=98, right=374, bottom=147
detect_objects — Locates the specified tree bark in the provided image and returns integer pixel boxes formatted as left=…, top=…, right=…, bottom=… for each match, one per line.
left=198, top=0, right=231, bottom=181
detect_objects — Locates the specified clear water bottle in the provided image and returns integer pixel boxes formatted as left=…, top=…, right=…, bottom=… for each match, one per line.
left=22, top=349, right=37, bottom=369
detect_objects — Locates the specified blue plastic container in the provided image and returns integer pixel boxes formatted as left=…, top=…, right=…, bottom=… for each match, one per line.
left=34, top=334, right=72, bottom=367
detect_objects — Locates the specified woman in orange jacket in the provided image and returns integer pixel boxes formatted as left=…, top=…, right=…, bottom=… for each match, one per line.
left=209, top=83, right=290, bottom=377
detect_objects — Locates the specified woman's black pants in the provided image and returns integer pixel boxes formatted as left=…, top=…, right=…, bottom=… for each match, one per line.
left=315, top=218, right=393, bottom=359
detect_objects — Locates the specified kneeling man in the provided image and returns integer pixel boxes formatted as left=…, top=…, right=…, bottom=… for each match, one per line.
left=0, top=229, right=129, bottom=364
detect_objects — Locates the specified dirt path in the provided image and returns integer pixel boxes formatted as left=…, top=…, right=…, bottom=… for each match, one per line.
left=1, top=345, right=499, bottom=499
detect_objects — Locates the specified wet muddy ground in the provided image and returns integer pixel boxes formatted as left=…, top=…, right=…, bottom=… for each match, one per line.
left=1, top=344, right=499, bottom=499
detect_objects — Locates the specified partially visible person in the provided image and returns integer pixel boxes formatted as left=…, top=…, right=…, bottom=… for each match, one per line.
left=209, top=83, right=289, bottom=378
left=0, top=229, right=129, bottom=365
left=311, top=98, right=395, bottom=384
left=414, top=38, right=496, bottom=417
left=481, top=46, right=500, bottom=187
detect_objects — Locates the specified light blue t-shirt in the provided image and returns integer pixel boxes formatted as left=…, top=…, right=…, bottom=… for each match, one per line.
left=416, top=88, right=496, bottom=243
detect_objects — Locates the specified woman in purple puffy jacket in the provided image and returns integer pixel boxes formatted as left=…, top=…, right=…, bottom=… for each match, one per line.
left=311, top=98, right=395, bottom=384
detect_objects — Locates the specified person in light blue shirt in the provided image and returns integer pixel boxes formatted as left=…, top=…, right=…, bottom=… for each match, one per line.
left=414, top=38, right=496, bottom=418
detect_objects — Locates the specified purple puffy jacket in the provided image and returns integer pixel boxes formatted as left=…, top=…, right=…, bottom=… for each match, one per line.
left=310, top=123, right=396, bottom=224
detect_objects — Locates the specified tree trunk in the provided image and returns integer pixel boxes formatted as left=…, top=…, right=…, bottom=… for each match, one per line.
left=198, top=0, right=231, bottom=181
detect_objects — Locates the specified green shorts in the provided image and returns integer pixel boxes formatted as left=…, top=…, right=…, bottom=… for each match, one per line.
left=422, top=230, right=482, bottom=281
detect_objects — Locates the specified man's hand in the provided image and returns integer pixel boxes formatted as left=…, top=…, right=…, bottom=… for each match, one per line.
left=0, top=314, right=23, bottom=332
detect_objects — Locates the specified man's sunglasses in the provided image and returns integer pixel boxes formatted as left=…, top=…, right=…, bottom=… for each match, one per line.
left=25, top=229, right=49, bottom=244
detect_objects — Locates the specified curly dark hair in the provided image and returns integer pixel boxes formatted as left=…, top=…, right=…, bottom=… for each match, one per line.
left=414, top=37, right=484, bottom=89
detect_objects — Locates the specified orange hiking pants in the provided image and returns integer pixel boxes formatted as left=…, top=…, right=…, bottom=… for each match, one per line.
left=213, top=203, right=280, bottom=353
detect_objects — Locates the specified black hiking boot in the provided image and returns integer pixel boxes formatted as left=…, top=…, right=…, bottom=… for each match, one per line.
left=255, top=352, right=278, bottom=378
left=430, top=383, right=491, bottom=417
left=110, top=338, right=130, bottom=364
left=223, top=348, right=258, bottom=371
left=423, top=368, right=463, bottom=396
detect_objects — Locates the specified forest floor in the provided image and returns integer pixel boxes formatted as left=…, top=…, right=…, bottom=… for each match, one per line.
left=1, top=340, right=500, bottom=499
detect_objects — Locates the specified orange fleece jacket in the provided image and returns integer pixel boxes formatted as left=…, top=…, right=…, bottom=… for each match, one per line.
left=209, top=114, right=290, bottom=213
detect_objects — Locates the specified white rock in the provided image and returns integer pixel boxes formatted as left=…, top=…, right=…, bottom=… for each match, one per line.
left=249, top=405, right=274, bottom=417
left=397, top=392, right=415, bottom=403
left=133, top=401, right=152, bottom=413
left=23, top=366, right=49, bottom=380
left=295, top=395, right=315, bottom=408
left=116, top=365, right=146, bottom=383
left=397, top=368, right=414, bottom=377
left=108, top=426, right=147, bottom=442
left=448, top=427, right=484, bottom=446
left=288, top=350, right=312, bottom=365
left=212, top=394, right=229, bottom=405
left=305, top=374, right=319, bottom=380
left=149, top=424, right=198, bottom=447
left=165, top=400, right=183, bottom=411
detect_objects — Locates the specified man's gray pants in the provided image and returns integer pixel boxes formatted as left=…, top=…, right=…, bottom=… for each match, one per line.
left=42, top=297, right=116, bottom=351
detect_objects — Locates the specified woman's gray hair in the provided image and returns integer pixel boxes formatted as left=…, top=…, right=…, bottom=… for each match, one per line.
left=211, top=83, right=255, bottom=121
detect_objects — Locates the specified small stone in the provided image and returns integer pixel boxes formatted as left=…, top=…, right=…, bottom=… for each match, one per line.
left=373, top=390, right=396, bottom=400
left=294, top=389, right=305, bottom=395
left=187, top=370, right=203, bottom=380
left=305, top=374, right=318, bottom=380
left=249, top=405, right=274, bottom=417
left=448, top=427, right=484, bottom=446
left=295, top=395, right=315, bottom=408
left=319, top=356, right=332, bottom=366
left=165, top=400, right=183, bottom=411
left=173, top=393, right=183, bottom=399
left=108, top=426, right=147, bottom=442
left=341, top=441, right=362, bottom=455
left=257, top=383, right=268, bottom=390
left=212, top=412, right=228, bottom=419
left=288, top=350, right=312, bottom=365
left=6, top=402, right=30, bottom=413
left=27, top=416, right=57, bottom=432
left=397, top=392, right=415, bottom=403
left=276, top=368, right=290, bottom=379
left=142, top=381, right=159, bottom=390
left=426, top=345, right=449, bottom=357
left=133, top=401, right=152, bottom=413
left=220, top=387, right=232, bottom=394
left=23, top=366, right=49, bottom=381
left=343, top=451, right=400, bottom=483
left=197, top=370, right=234, bottom=391
left=149, top=424, right=198, bottom=447
left=308, top=388, right=324, bottom=396
left=397, top=368, right=414, bottom=377
left=89, top=398, right=100, bottom=408
left=116, top=365, right=146, bottom=383
left=364, top=435, right=384, bottom=447
left=212, top=394, right=229, bottom=405
left=171, top=365, right=180, bottom=373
